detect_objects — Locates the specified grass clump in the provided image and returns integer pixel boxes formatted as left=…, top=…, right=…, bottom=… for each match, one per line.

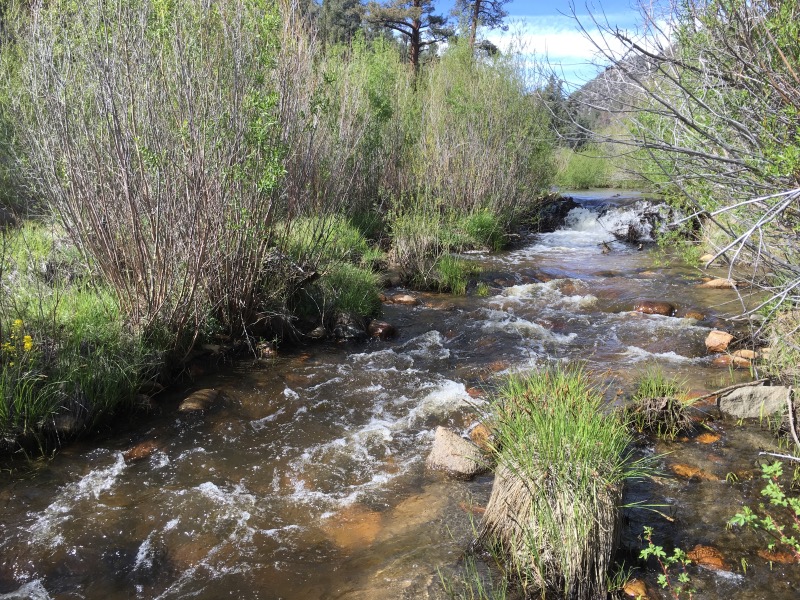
left=435, top=255, right=479, bottom=296
left=626, top=367, right=693, bottom=441
left=321, top=262, right=382, bottom=318
left=478, top=364, right=636, bottom=599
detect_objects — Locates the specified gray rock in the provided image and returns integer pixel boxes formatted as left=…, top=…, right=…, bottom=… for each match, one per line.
left=718, top=385, right=791, bottom=419
left=426, top=426, right=489, bottom=480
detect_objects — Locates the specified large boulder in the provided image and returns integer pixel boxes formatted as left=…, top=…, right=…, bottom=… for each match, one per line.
left=426, top=426, right=488, bottom=480
left=717, top=385, right=791, bottom=419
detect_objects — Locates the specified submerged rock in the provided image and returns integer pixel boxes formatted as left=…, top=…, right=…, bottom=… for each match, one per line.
left=367, top=320, right=397, bottom=340
left=718, top=385, right=791, bottom=419
left=178, top=389, right=219, bottom=413
left=633, top=300, right=675, bottom=316
left=425, top=426, right=488, bottom=480
left=390, top=293, right=420, bottom=306
left=705, top=330, right=734, bottom=352
left=687, top=545, right=729, bottom=571
left=698, top=278, right=739, bottom=289
left=123, top=439, right=160, bottom=463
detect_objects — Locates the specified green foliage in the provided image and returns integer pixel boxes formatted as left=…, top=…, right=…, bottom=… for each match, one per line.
left=321, top=262, right=382, bottom=317
left=434, top=255, right=479, bottom=295
left=481, top=364, right=641, bottom=598
left=555, top=146, right=611, bottom=189
left=286, top=215, right=372, bottom=266
left=626, top=367, right=693, bottom=441
left=729, top=461, right=800, bottom=562
left=640, top=526, right=695, bottom=599
left=461, top=209, right=504, bottom=251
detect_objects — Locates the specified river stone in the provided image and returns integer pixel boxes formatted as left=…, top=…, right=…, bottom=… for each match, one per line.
left=699, top=253, right=716, bottom=263
left=633, top=300, right=675, bottom=316
left=698, top=278, right=737, bottom=289
left=426, top=426, right=488, bottom=480
left=705, top=330, right=734, bottom=352
left=178, top=389, right=219, bottom=413
left=367, top=320, right=397, bottom=340
left=391, top=293, right=420, bottom=306
left=718, top=385, right=790, bottom=419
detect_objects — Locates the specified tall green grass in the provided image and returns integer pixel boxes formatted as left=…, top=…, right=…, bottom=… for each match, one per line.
left=478, top=364, right=638, bottom=598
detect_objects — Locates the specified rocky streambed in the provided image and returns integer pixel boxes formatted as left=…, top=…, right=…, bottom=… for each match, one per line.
left=1, top=190, right=798, bottom=599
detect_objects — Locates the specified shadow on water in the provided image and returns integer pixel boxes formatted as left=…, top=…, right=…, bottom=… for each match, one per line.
left=1, top=190, right=796, bottom=599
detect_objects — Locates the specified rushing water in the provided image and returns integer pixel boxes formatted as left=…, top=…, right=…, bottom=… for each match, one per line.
left=1, top=190, right=798, bottom=599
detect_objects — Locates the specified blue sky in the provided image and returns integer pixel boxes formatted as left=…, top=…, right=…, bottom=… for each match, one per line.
left=438, top=1, right=647, bottom=87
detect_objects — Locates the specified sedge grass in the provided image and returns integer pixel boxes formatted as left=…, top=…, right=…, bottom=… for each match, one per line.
left=479, top=364, right=640, bottom=599
left=626, top=367, right=693, bottom=441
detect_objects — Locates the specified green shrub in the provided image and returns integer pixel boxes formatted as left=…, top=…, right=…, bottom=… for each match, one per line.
left=555, top=146, right=611, bottom=189
left=434, top=255, right=479, bottom=295
left=478, top=364, right=638, bottom=598
left=321, top=262, right=382, bottom=317
left=461, top=209, right=505, bottom=251
left=285, top=215, right=371, bottom=265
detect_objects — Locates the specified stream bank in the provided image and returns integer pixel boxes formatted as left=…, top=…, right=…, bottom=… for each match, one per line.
left=1, top=190, right=796, bottom=599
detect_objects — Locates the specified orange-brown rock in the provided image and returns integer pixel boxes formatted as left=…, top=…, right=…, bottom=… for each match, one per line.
left=696, top=432, right=721, bottom=444
left=687, top=545, right=728, bottom=570
left=123, top=439, right=160, bottom=463
left=458, top=501, right=487, bottom=516
left=684, top=311, right=705, bottom=321
left=488, top=360, right=508, bottom=373
left=466, top=387, right=484, bottom=399
left=732, top=349, right=757, bottom=360
left=391, top=293, right=420, bottom=306
left=671, top=463, right=719, bottom=481
left=712, top=354, right=751, bottom=368
left=633, top=300, right=675, bottom=316
left=469, top=423, right=493, bottom=453
left=178, top=389, right=219, bottom=413
left=622, top=578, right=649, bottom=599
left=699, top=278, right=739, bottom=289
left=757, top=549, right=799, bottom=564
left=699, top=253, right=716, bottom=263
left=705, top=330, right=735, bottom=353
left=321, top=504, right=383, bottom=550
left=367, top=320, right=397, bottom=340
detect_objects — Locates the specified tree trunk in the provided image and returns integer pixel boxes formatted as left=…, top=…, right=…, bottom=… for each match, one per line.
left=469, top=0, right=481, bottom=49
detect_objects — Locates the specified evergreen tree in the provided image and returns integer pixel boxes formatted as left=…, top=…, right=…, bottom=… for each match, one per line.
left=453, top=0, right=509, bottom=49
left=366, top=0, right=452, bottom=71
left=320, top=0, right=365, bottom=45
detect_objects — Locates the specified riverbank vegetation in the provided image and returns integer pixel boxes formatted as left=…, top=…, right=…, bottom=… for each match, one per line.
left=0, top=0, right=556, bottom=448
left=472, top=365, right=639, bottom=599
left=566, top=0, right=800, bottom=380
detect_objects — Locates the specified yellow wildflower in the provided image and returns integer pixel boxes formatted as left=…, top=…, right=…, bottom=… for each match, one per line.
left=22, top=335, right=33, bottom=352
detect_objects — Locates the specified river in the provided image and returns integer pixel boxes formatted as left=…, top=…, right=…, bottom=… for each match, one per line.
left=1, top=190, right=798, bottom=599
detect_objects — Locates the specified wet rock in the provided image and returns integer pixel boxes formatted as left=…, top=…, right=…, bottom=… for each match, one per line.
left=682, top=311, right=705, bottom=321
left=535, top=195, right=579, bottom=233
left=178, top=389, right=219, bottom=413
left=705, top=330, right=735, bottom=352
left=123, top=440, right=160, bottom=463
left=469, top=423, right=493, bottom=453
left=622, top=579, right=649, bottom=599
left=333, top=323, right=367, bottom=341
left=695, top=432, right=721, bottom=444
left=466, top=386, right=484, bottom=399
left=670, top=463, right=719, bottom=481
left=699, top=253, right=716, bottom=263
left=687, top=545, right=728, bottom=571
left=50, top=413, right=86, bottom=436
left=712, top=354, right=751, bottom=368
left=633, top=300, right=675, bottom=316
left=718, top=385, right=791, bottom=419
left=306, top=326, right=327, bottom=340
left=391, top=293, right=420, bottom=306
left=458, top=501, right=486, bottom=516
left=757, top=549, right=798, bottom=564
left=698, top=278, right=738, bottom=289
left=426, top=426, right=489, bottom=480
left=321, top=503, right=383, bottom=550
left=367, top=320, right=397, bottom=340
left=257, top=341, right=277, bottom=358
left=732, top=349, right=758, bottom=360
